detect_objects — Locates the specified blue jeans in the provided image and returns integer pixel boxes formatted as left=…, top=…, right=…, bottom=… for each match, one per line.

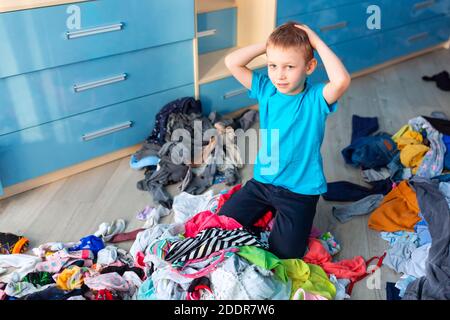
left=342, top=133, right=398, bottom=169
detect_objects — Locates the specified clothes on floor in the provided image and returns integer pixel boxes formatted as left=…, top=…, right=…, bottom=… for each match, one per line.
left=209, top=253, right=291, bottom=300
left=414, top=213, right=432, bottom=247
left=386, top=282, right=401, bottom=300
left=146, top=97, right=203, bottom=146
left=368, top=180, right=421, bottom=232
left=408, top=116, right=445, bottom=178
left=281, top=258, right=336, bottom=300
left=422, top=70, right=450, bottom=91
left=323, top=179, right=392, bottom=202
left=332, top=194, right=384, bottom=223
left=0, top=232, right=29, bottom=254
left=184, top=210, right=242, bottom=238
left=109, top=228, right=146, bottom=244
left=218, top=178, right=319, bottom=259
left=361, top=167, right=391, bottom=183
left=303, top=238, right=367, bottom=283
left=318, top=232, right=341, bottom=256
left=151, top=227, right=264, bottom=266
left=380, top=231, right=419, bottom=247
left=236, top=246, right=288, bottom=282
left=142, top=205, right=171, bottom=228
left=350, top=115, right=379, bottom=144
left=341, top=133, right=398, bottom=169
left=403, top=178, right=450, bottom=300
left=172, top=190, right=214, bottom=224
left=423, top=115, right=450, bottom=136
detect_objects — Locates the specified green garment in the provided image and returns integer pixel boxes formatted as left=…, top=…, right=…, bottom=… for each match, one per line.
left=282, top=259, right=336, bottom=300
left=237, top=246, right=288, bottom=282
left=22, top=272, right=55, bottom=286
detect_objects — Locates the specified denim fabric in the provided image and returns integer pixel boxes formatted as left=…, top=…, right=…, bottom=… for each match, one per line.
left=387, top=153, right=404, bottom=182
left=322, top=179, right=392, bottom=202
left=342, top=133, right=398, bottom=169
left=351, top=115, right=379, bottom=144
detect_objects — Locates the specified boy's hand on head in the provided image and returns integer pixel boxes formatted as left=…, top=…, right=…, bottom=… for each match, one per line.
left=294, top=24, right=321, bottom=49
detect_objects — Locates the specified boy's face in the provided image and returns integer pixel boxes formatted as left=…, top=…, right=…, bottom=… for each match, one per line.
left=266, top=45, right=316, bottom=95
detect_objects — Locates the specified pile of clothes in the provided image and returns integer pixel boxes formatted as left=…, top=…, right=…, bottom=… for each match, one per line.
left=131, top=97, right=259, bottom=209
left=1, top=183, right=373, bottom=300
left=323, top=113, right=450, bottom=300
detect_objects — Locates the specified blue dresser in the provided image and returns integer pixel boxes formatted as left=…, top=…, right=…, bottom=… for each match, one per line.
left=0, top=0, right=195, bottom=195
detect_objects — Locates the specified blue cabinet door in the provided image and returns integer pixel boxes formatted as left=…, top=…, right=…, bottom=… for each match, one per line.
left=197, top=8, right=237, bottom=54
left=0, top=0, right=195, bottom=78
left=199, top=68, right=267, bottom=115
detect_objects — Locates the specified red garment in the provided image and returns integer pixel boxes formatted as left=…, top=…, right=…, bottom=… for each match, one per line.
left=303, top=238, right=367, bottom=282
left=95, top=289, right=113, bottom=300
left=216, top=184, right=274, bottom=230
left=184, top=210, right=242, bottom=238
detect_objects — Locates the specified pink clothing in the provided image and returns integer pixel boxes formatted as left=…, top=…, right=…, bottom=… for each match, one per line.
left=303, top=238, right=366, bottom=282
left=184, top=210, right=242, bottom=238
left=35, top=249, right=94, bottom=273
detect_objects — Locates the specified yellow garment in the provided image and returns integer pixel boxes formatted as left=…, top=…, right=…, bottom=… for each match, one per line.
left=400, top=144, right=429, bottom=174
left=396, top=130, right=423, bottom=150
left=392, top=124, right=412, bottom=142
left=282, top=259, right=336, bottom=300
left=56, top=266, right=84, bottom=290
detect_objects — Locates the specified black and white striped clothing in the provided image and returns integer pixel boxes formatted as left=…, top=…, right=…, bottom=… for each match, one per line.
left=165, top=228, right=265, bottom=264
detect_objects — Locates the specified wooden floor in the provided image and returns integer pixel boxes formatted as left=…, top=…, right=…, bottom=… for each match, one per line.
left=1, top=48, right=449, bottom=300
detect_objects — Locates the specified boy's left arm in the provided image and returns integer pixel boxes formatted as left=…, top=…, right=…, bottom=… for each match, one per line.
left=296, top=24, right=351, bottom=105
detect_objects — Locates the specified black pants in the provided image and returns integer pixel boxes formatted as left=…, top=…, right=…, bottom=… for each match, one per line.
left=218, top=179, right=319, bottom=259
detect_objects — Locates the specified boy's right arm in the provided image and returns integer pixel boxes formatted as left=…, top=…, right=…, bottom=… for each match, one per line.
left=224, top=43, right=266, bottom=89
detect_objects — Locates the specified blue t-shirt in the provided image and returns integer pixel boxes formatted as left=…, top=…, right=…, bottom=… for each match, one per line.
left=249, top=71, right=338, bottom=195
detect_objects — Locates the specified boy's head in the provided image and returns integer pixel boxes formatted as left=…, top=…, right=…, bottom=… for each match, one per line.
left=266, top=22, right=317, bottom=95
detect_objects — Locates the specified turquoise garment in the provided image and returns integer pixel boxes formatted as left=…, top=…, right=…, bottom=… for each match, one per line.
left=249, top=72, right=338, bottom=195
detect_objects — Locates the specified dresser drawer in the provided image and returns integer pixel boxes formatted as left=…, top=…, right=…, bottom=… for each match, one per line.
left=199, top=68, right=267, bottom=115
left=0, top=40, right=194, bottom=136
left=309, top=15, right=450, bottom=83
left=278, top=1, right=390, bottom=46
left=0, top=0, right=194, bottom=79
left=381, top=15, right=450, bottom=60
left=277, top=0, right=361, bottom=18
left=0, top=84, right=194, bottom=187
left=396, top=0, right=450, bottom=25
left=197, top=7, right=237, bottom=54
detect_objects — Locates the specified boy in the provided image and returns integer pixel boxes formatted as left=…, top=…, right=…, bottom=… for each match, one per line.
left=218, top=22, right=351, bottom=259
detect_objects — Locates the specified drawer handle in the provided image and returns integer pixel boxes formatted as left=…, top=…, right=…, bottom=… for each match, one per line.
left=82, top=121, right=133, bottom=141
left=319, top=21, right=348, bottom=32
left=413, top=0, right=435, bottom=10
left=66, top=22, right=124, bottom=39
left=197, top=29, right=217, bottom=38
left=73, top=73, right=127, bottom=92
left=223, top=87, right=248, bottom=99
left=407, top=32, right=429, bottom=42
